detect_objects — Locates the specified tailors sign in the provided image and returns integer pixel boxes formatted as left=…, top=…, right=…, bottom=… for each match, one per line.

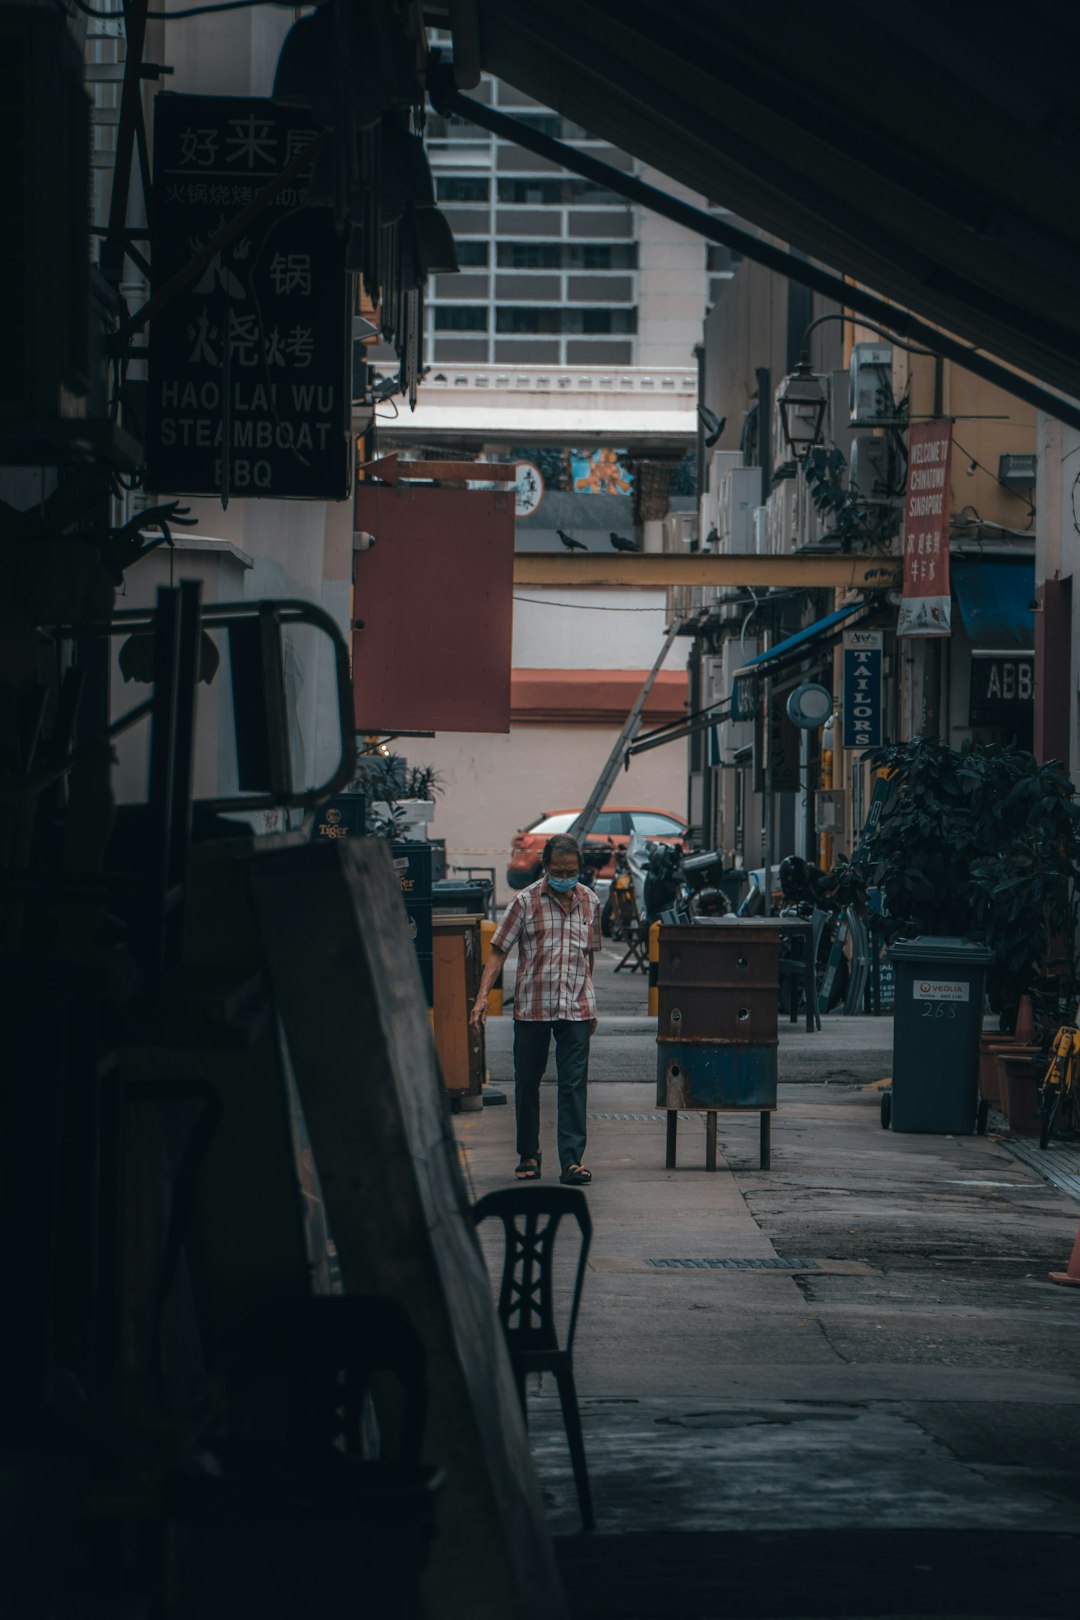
left=842, top=628, right=883, bottom=749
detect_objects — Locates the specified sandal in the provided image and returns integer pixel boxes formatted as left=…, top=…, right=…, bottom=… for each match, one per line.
left=515, top=1154, right=542, bottom=1181
left=559, top=1164, right=592, bottom=1185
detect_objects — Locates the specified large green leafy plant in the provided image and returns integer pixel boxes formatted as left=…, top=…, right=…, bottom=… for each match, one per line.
left=862, top=737, right=1080, bottom=1020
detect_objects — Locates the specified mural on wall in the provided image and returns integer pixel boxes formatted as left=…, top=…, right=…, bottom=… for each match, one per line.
left=567, top=447, right=634, bottom=495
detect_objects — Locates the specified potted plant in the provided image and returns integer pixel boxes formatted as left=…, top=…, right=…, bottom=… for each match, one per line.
left=351, top=752, right=445, bottom=840
left=396, top=765, right=445, bottom=837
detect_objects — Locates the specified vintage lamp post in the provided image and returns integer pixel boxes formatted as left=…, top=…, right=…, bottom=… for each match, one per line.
left=776, top=358, right=828, bottom=460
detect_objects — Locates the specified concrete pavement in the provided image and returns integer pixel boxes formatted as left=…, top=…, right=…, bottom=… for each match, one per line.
left=459, top=950, right=1080, bottom=1618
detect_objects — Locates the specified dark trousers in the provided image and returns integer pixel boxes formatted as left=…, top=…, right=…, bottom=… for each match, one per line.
left=513, top=1019, right=591, bottom=1174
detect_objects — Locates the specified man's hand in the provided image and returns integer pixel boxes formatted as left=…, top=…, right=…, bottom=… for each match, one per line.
left=470, top=994, right=489, bottom=1031
left=590, top=1016, right=598, bottom=1036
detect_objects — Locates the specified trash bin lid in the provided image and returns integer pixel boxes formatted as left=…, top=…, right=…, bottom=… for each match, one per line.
left=888, top=935, right=993, bottom=966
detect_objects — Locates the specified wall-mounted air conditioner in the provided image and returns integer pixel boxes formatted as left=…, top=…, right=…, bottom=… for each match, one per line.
left=715, top=467, right=759, bottom=554
left=849, top=343, right=895, bottom=426
left=701, top=449, right=742, bottom=539
left=765, top=478, right=798, bottom=554
left=662, top=512, right=696, bottom=552
left=849, top=434, right=893, bottom=504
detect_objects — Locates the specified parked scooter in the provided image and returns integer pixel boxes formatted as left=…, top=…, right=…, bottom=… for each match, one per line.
left=773, top=853, right=870, bottom=1016
left=641, top=843, right=732, bottom=927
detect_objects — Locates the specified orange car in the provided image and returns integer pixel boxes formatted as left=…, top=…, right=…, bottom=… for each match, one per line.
left=506, top=807, right=687, bottom=890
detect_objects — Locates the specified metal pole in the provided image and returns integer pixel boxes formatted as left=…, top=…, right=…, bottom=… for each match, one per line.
left=568, top=623, right=680, bottom=847
left=761, top=676, right=774, bottom=918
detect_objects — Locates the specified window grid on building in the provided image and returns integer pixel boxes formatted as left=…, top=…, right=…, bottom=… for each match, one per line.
left=422, top=47, right=736, bottom=366
left=424, top=64, right=641, bottom=367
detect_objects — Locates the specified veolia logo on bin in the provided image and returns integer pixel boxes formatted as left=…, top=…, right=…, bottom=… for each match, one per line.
left=914, top=980, right=969, bottom=1000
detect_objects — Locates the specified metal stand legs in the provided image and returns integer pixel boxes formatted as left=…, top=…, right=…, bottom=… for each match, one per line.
left=664, top=1109, right=772, bottom=1170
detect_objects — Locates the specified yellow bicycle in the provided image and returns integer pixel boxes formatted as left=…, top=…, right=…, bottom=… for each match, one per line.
left=1039, top=1005, right=1080, bottom=1150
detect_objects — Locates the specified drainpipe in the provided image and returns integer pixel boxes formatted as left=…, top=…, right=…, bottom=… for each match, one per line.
left=755, top=367, right=771, bottom=506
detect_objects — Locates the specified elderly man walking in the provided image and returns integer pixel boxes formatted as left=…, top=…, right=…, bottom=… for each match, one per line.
left=470, top=833, right=601, bottom=1185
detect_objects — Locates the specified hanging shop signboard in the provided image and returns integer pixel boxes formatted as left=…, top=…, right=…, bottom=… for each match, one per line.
left=841, top=628, right=883, bottom=749
left=896, top=418, right=952, bottom=637
left=147, top=93, right=350, bottom=501
left=754, top=690, right=801, bottom=794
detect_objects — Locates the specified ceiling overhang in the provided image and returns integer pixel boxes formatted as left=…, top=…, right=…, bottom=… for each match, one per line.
left=429, top=0, right=1080, bottom=407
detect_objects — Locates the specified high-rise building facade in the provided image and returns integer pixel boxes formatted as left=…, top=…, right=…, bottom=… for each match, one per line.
left=422, top=66, right=740, bottom=372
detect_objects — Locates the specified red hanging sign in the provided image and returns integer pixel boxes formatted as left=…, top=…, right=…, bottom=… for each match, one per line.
left=897, top=418, right=953, bottom=638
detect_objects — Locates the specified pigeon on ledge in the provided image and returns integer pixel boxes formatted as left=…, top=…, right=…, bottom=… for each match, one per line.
left=557, top=528, right=588, bottom=551
left=609, top=531, right=640, bottom=552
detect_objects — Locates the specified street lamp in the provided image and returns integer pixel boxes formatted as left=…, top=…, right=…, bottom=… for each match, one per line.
left=776, top=357, right=828, bottom=460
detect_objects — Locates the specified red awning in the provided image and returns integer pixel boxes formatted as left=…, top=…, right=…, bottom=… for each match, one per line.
left=510, top=668, right=686, bottom=726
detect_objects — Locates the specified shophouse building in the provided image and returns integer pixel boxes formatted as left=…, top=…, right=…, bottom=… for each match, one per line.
left=680, top=256, right=1038, bottom=876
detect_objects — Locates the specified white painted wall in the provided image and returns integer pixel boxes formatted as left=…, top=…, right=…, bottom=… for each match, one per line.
left=417, top=725, right=688, bottom=901
left=403, top=589, right=690, bottom=898
left=510, top=588, right=689, bottom=671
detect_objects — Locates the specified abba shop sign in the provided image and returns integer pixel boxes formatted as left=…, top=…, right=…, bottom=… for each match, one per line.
left=147, top=94, right=350, bottom=500
left=841, top=628, right=883, bottom=750
left=897, top=419, right=952, bottom=638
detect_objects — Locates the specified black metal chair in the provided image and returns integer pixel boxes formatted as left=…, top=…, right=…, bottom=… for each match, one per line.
left=472, top=1187, right=595, bottom=1532
left=777, top=908, right=828, bottom=1031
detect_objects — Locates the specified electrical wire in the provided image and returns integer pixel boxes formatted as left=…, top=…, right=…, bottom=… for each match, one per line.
left=66, top=0, right=269, bottom=19
left=952, top=437, right=1036, bottom=528
left=512, top=595, right=669, bottom=611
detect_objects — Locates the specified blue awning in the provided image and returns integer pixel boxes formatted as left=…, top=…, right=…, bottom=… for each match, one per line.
left=951, top=560, right=1035, bottom=655
left=732, top=600, right=869, bottom=680
left=730, top=600, right=869, bottom=721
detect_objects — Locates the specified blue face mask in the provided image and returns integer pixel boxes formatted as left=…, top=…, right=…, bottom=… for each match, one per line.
left=547, top=874, right=579, bottom=894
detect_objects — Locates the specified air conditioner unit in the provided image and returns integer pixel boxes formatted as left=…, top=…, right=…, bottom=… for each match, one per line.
left=795, top=468, right=827, bottom=547
left=849, top=343, right=895, bottom=426
left=765, top=478, right=798, bottom=555
left=715, top=467, right=760, bottom=554
left=701, top=449, right=742, bottom=539
left=703, top=655, right=725, bottom=702
left=850, top=434, right=893, bottom=504
left=662, top=512, right=696, bottom=552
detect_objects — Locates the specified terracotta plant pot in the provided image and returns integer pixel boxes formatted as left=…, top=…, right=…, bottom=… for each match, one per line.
left=996, top=1046, right=1043, bottom=1134
left=979, top=1034, right=1015, bottom=1108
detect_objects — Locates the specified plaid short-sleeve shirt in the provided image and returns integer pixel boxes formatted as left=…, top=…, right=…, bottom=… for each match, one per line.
left=491, top=877, right=602, bottom=1022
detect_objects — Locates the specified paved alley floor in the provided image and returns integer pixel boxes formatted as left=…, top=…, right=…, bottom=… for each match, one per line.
left=458, top=951, right=1080, bottom=1618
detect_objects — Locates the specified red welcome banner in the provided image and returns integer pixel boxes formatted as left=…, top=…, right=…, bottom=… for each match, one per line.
left=897, top=418, right=953, bottom=637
